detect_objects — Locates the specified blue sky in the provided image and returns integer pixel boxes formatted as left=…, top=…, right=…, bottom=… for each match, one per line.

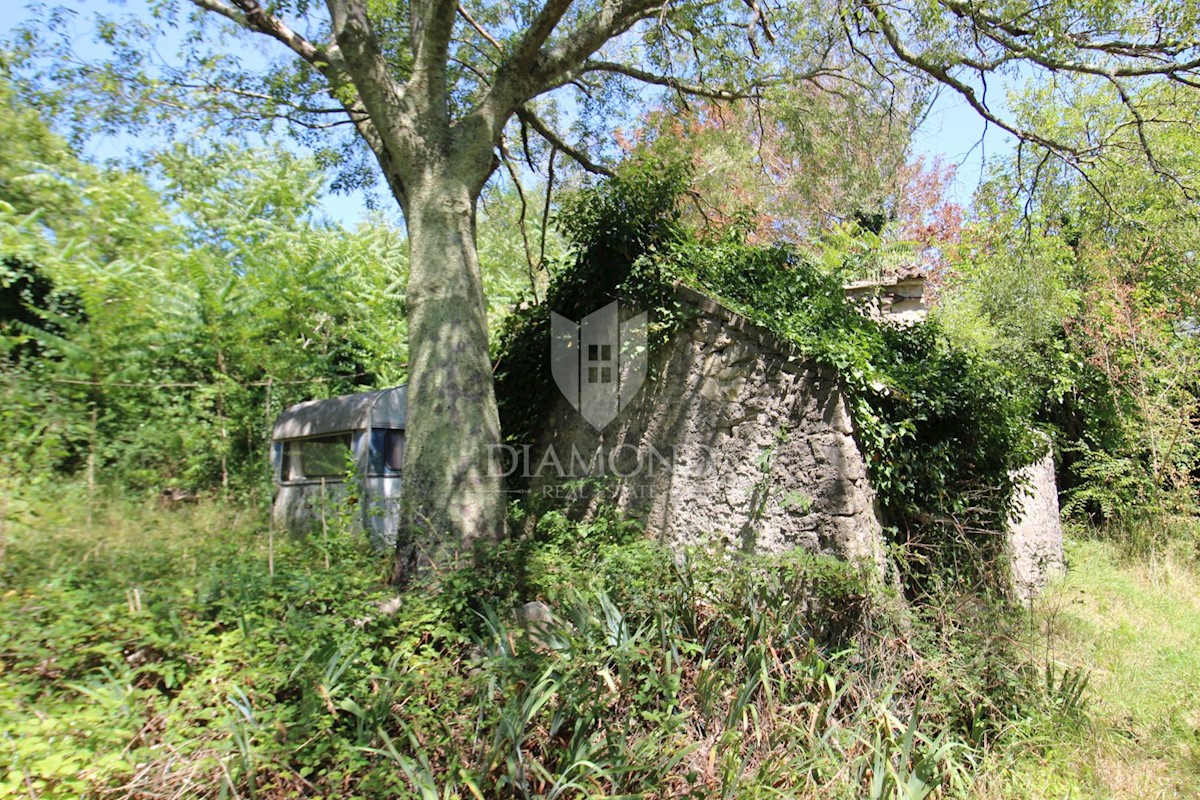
left=9, top=0, right=1015, bottom=225
left=914, top=88, right=1015, bottom=207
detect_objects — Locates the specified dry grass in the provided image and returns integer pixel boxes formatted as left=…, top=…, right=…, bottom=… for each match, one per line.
left=976, top=530, right=1200, bottom=799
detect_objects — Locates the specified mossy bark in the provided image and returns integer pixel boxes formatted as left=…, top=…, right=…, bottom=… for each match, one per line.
left=392, top=167, right=505, bottom=584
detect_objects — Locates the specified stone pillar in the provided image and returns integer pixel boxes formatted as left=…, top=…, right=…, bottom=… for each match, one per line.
left=1007, top=442, right=1065, bottom=601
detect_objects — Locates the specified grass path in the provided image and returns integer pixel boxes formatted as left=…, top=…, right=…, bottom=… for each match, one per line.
left=985, top=535, right=1200, bottom=798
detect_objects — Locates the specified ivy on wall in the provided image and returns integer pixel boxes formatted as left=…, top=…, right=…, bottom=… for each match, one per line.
left=495, top=156, right=1042, bottom=595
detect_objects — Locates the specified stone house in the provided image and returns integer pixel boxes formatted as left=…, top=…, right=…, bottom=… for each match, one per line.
left=525, top=282, right=1063, bottom=595
left=530, top=285, right=887, bottom=571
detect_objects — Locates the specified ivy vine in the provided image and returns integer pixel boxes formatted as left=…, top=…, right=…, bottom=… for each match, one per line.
left=495, top=156, right=1042, bottom=594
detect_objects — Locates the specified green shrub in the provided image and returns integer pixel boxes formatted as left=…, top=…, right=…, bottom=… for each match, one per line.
left=0, top=490, right=1057, bottom=799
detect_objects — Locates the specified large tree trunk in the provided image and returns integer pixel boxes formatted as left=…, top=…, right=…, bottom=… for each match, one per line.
left=392, top=165, right=505, bottom=584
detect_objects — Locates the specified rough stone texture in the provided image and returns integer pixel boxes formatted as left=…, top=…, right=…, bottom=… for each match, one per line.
left=1007, top=445, right=1066, bottom=601
left=529, top=287, right=887, bottom=574
left=843, top=273, right=928, bottom=325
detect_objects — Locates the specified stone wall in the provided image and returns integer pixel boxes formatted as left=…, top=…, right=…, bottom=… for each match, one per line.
left=528, top=287, right=888, bottom=573
left=843, top=272, right=928, bottom=325
left=524, top=285, right=1066, bottom=598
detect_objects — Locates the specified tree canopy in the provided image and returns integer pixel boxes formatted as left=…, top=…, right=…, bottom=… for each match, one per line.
left=9, top=0, right=1200, bottom=579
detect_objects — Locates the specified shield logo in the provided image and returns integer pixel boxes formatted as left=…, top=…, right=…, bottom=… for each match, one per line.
left=550, top=301, right=647, bottom=430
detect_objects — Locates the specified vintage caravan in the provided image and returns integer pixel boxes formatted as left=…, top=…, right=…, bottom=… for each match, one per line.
left=271, top=386, right=406, bottom=550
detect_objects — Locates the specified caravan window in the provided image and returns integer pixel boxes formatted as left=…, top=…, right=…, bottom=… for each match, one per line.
left=384, top=430, right=405, bottom=470
left=368, top=429, right=405, bottom=475
left=282, top=433, right=353, bottom=481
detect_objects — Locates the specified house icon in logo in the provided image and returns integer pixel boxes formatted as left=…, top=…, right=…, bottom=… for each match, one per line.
left=550, top=301, right=647, bottom=430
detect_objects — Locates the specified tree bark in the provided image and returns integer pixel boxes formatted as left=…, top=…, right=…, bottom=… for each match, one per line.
left=392, top=164, right=505, bottom=584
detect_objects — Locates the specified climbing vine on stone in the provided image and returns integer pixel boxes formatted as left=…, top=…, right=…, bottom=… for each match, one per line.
left=495, top=156, right=1041, bottom=592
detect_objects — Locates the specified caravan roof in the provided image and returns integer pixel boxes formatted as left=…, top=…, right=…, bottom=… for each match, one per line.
left=272, top=386, right=407, bottom=440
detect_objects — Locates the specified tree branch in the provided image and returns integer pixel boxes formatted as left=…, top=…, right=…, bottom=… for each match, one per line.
left=190, top=0, right=339, bottom=75
left=530, top=0, right=667, bottom=92
left=1106, top=75, right=1196, bottom=199
left=498, top=138, right=541, bottom=298
left=516, top=106, right=613, bottom=175
left=173, top=81, right=366, bottom=117
left=866, top=1, right=1079, bottom=156
left=189, top=0, right=410, bottom=201
left=324, top=0, right=402, bottom=97
left=940, top=0, right=1200, bottom=79
left=507, top=0, right=575, bottom=75
left=322, top=0, right=423, bottom=193
left=408, top=0, right=458, bottom=100
left=188, top=0, right=245, bottom=28
left=456, top=4, right=504, bottom=54
left=582, top=59, right=761, bottom=100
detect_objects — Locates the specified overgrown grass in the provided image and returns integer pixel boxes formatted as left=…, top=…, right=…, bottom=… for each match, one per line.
left=0, top=486, right=1111, bottom=799
left=977, top=521, right=1200, bottom=799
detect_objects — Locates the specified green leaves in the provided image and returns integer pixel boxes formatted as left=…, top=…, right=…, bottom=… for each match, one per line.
left=0, top=115, right=411, bottom=491
left=945, top=78, right=1200, bottom=525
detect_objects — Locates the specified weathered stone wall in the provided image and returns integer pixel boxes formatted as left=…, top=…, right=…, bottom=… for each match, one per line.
left=1007, top=444, right=1066, bottom=601
left=843, top=273, right=928, bottom=325
left=528, top=288, right=888, bottom=573
left=524, top=285, right=1067, bottom=598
